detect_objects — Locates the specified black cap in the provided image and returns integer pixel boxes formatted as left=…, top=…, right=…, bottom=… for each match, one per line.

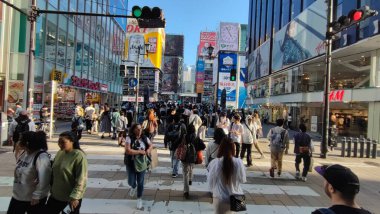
left=315, top=164, right=360, bottom=195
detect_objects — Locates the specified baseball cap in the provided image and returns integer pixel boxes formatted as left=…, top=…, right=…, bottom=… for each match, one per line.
left=315, top=164, right=360, bottom=194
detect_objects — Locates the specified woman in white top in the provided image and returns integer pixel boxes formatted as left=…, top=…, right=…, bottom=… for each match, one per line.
left=253, top=113, right=263, bottom=139
left=229, top=114, right=244, bottom=158
left=205, top=128, right=226, bottom=167
left=216, top=112, right=230, bottom=135
left=207, top=137, right=247, bottom=214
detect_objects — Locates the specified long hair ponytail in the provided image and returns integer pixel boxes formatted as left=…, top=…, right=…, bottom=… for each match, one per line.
left=217, top=137, right=235, bottom=185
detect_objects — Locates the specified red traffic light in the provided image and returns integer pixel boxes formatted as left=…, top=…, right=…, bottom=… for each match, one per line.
left=351, top=10, right=363, bottom=21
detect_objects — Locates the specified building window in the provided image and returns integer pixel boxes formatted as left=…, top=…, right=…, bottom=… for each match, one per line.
left=266, top=0, right=274, bottom=39
left=281, top=0, right=290, bottom=27
left=273, top=0, right=282, bottom=33
left=291, top=0, right=302, bottom=19
left=255, top=0, right=261, bottom=47
left=303, top=0, right=315, bottom=10
left=260, top=0, right=267, bottom=44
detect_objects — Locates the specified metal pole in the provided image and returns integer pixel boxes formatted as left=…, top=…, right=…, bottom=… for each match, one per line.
left=26, top=0, right=36, bottom=114
left=134, top=48, right=140, bottom=124
left=321, top=0, right=334, bottom=158
left=49, top=81, right=55, bottom=139
left=214, top=54, right=219, bottom=113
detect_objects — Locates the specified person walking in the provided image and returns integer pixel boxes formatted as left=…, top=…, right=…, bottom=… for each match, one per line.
left=313, top=164, right=372, bottom=214
left=197, top=118, right=208, bottom=141
left=244, top=115, right=265, bottom=160
left=294, top=124, right=313, bottom=181
left=216, top=112, right=230, bottom=135
left=188, top=109, right=202, bottom=134
left=240, top=115, right=256, bottom=167
left=229, top=114, right=244, bottom=158
left=124, top=123, right=153, bottom=209
left=45, top=131, right=87, bottom=214
left=115, top=111, right=128, bottom=146
left=253, top=112, right=263, bottom=139
left=99, top=105, right=112, bottom=139
left=7, top=131, right=51, bottom=214
left=142, top=109, right=158, bottom=142
left=181, top=124, right=205, bottom=199
left=72, top=112, right=84, bottom=141
left=84, top=104, right=95, bottom=134
left=207, top=137, right=247, bottom=214
left=9, top=110, right=36, bottom=156
left=111, top=108, right=120, bottom=140
left=205, top=128, right=226, bottom=167
left=267, top=119, right=289, bottom=177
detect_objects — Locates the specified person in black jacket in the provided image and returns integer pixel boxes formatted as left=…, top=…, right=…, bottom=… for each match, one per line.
left=293, top=124, right=313, bottom=181
left=165, top=115, right=186, bottom=178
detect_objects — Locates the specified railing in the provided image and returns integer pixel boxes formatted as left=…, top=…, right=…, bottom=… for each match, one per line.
left=339, top=137, right=378, bottom=159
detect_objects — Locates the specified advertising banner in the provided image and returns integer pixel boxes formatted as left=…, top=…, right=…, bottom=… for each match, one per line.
left=219, top=22, right=240, bottom=52
left=248, top=40, right=270, bottom=82
left=195, top=59, right=205, bottom=93
left=165, top=35, right=184, bottom=57
left=218, top=53, right=238, bottom=101
left=162, top=56, right=180, bottom=93
left=272, top=0, right=326, bottom=72
left=239, top=56, right=247, bottom=108
left=198, top=32, right=217, bottom=57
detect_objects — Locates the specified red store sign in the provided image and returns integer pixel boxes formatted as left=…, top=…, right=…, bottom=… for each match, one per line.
left=329, top=90, right=344, bottom=102
left=71, top=75, right=101, bottom=91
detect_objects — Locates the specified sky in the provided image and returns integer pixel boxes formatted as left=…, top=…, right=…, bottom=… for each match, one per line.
left=127, top=0, right=249, bottom=66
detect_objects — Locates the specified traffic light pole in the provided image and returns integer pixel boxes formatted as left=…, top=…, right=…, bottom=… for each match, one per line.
left=134, top=48, right=141, bottom=124
left=321, top=0, right=334, bottom=158
left=26, top=0, right=37, bottom=115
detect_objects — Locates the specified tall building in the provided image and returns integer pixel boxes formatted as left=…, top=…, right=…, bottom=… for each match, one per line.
left=247, top=0, right=380, bottom=142
left=0, top=0, right=126, bottom=121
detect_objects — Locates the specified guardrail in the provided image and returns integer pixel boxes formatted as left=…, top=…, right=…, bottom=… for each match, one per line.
left=340, top=137, right=378, bottom=159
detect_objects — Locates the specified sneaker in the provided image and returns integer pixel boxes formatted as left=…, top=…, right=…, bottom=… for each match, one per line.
left=295, top=171, right=301, bottom=179
left=301, top=177, right=307, bottom=182
left=184, top=192, right=189, bottom=199
left=269, top=168, right=274, bottom=178
left=172, top=173, right=178, bottom=178
left=189, top=181, right=192, bottom=186
left=277, top=171, right=281, bottom=177
left=136, top=198, right=143, bottom=209
left=129, top=187, right=137, bottom=197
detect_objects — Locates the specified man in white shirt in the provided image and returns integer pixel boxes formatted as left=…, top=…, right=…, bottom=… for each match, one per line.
left=188, top=109, right=202, bottom=134
left=85, top=104, right=95, bottom=134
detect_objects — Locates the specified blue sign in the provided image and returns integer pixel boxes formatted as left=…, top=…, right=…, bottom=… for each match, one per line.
left=196, top=60, right=205, bottom=72
left=218, top=53, right=238, bottom=102
left=128, top=78, right=138, bottom=88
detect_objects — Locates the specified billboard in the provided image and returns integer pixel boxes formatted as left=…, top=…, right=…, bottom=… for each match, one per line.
left=239, top=56, right=247, bottom=108
left=272, top=0, right=326, bottom=72
left=165, top=35, right=184, bottom=57
left=219, top=22, right=240, bottom=51
left=196, top=60, right=205, bottom=93
left=248, top=40, right=270, bottom=82
left=218, top=53, right=238, bottom=102
left=198, top=32, right=218, bottom=57
left=162, top=56, right=180, bottom=93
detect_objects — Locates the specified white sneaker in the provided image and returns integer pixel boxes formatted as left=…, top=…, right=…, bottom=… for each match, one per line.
left=137, top=198, right=143, bottom=209
left=295, top=171, right=301, bottom=179
left=129, top=187, right=137, bottom=197
left=301, top=177, right=307, bottom=182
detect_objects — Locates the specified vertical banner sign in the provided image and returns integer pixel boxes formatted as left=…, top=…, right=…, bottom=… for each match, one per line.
left=196, top=59, right=205, bottom=93
left=239, top=56, right=247, bottom=108
left=218, top=53, right=237, bottom=101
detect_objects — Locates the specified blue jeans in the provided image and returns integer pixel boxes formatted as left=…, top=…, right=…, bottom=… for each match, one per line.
left=170, top=150, right=180, bottom=175
left=126, top=165, right=146, bottom=198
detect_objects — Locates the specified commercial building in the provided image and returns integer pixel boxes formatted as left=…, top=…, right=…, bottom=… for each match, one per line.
left=0, top=0, right=126, bottom=120
left=247, top=0, right=380, bottom=142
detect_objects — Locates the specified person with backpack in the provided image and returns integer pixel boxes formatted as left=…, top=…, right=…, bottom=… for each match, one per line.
left=8, top=110, right=36, bottom=156
left=267, top=119, right=289, bottom=178
left=45, top=131, right=88, bottom=214
left=205, top=128, right=226, bottom=167
left=294, top=123, right=313, bottom=181
left=111, top=108, right=120, bottom=140
left=207, top=137, right=247, bottom=214
left=7, top=131, right=51, bottom=214
left=142, top=109, right=158, bottom=142
left=72, top=113, right=84, bottom=141
left=229, top=114, right=244, bottom=158
left=165, top=115, right=186, bottom=177
left=124, top=123, right=153, bottom=209
left=116, top=111, right=128, bottom=146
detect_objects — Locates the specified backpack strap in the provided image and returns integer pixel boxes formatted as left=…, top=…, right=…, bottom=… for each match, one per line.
left=33, top=151, right=50, bottom=167
left=316, top=208, right=336, bottom=214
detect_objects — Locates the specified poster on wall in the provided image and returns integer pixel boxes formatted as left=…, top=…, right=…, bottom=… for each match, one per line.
left=272, top=0, right=327, bottom=72
left=196, top=59, right=205, bottom=93
left=248, top=40, right=270, bottom=82
left=219, top=22, right=239, bottom=51
left=218, top=53, right=237, bottom=101
left=8, top=81, right=24, bottom=105
left=198, top=32, right=218, bottom=57
left=165, top=35, right=184, bottom=57
left=162, top=56, right=179, bottom=93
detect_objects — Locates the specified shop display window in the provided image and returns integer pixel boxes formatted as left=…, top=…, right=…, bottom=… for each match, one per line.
left=270, top=70, right=292, bottom=95
left=249, top=78, right=269, bottom=98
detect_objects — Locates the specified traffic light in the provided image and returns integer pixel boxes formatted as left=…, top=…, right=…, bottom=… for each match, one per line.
left=331, top=5, right=378, bottom=34
left=230, top=69, right=237, bottom=81
left=120, top=65, right=126, bottom=77
left=131, top=6, right=165, bottom=28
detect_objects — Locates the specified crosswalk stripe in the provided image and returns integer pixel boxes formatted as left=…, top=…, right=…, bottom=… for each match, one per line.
left=0, top=197, right=318, bottom=213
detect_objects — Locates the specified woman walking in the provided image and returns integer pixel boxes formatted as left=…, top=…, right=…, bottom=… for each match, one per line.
left=116, top=111, right=128, bottom=146
left=99, top=105, right=112, bottom=139
left=207, top=137, right=247, bottom=214
left=205, top=128, right=226, bottom=167
left=253, top=112, right=263, bottom=139
left=142, top=109, right=158, bottom=142
left=124, top=124, right=153, bottom=209
left=45, top=131, right=88, bottom=214
left=7, top=131, right=51, bottom=214
left=229, top=114, right=244, bottom=158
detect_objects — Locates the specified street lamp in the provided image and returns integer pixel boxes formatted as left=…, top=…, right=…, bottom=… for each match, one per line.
left=134, top=43, right=150, bottom=124
left=207, top=45, right=214, bottom=60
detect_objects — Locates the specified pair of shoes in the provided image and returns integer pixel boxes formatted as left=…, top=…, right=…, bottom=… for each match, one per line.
left=136, top=198, right=143, bottom=209
left=189, top=181, right=192, bottom=185
left=277, top=171, right=281, bottom=177
left=295, top=171, right=301, bottom=179
left=172, top=174, right=178, bottom=178
left=101, top=135, right=105, bottom=139
left=184, top=192, right=189, bottom=199
left=269, top=168, right=274, bottom=178
left=301, top=177, right=307, bottom=182
left=129, top=187, right=137, bottom=197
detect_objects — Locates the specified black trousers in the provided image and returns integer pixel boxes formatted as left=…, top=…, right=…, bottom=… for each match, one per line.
left=7, top=197, right=47, bottom=214
left=295, top=153, right=311, bottom=177
left=240, top=144, right=252, bottom=165
left=234, top=142, right=240, bottom=158
left=85, top=119, right=92, bottom=131
left=45, top=197, right=82, bottom=214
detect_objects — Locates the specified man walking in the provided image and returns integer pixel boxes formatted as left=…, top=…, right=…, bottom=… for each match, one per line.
left=267, top=119, right=289, bottom=177
left=165, top=115, right=186, bottom=178
left=313, top=164, right=372, bottom=214
left=294, top=124, right=313, bottom=181
left=84, top=103, right=95, bottom=134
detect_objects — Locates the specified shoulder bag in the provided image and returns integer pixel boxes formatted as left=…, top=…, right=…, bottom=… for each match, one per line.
left=230, top=194, right=247, bottom=212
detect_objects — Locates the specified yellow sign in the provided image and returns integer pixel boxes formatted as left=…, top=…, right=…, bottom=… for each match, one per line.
left=50, top=70, right=64, bottom=83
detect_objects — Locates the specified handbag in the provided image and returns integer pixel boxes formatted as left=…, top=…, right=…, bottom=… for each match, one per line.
left=195, top=150, right=203, bottom=164
left=175, top=137, right=187, bottom=161
left=134, top=154, right=150, bottom=172
left=230, top=194, right=247, bottom=212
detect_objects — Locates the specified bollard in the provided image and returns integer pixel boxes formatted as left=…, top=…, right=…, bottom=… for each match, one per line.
left=360, top=138, right=365, bottom=158
left=353, top=138, right=359, bottom=157
left=372, top=140, right=378, bottom=159
left=347, top=137, right=352, bottom=157
left=341, top=137, right=346, bottom=157
left=366, top=138, right=371, bottom=158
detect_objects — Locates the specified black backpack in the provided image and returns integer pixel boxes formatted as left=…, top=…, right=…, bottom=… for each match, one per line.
left=13, top=119, right=30, bottom=143
left=166, top=123, right=182, bottom=150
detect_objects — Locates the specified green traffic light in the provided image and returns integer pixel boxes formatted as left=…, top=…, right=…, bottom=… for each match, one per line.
left=132, top=6, right=142, bottom=18
left=231, top=76, right=236, bottom=81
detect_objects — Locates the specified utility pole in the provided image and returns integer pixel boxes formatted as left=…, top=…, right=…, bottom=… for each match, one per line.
left=134, top=48, right=141, bottom=124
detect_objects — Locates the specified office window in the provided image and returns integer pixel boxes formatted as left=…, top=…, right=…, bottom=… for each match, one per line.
left=303, top=0, right=315, bottom=10
left=266, top=0, right=274, bottom=39
left=282, top=0, right=290, bottom=27
left=250, top=0, right=257, bottom=51
left=255, top=0, right=261, bottom=47
left=273, top=0, right=282, bottom=33
left=260, top=0, right=267, bottom=43
left=291, top=0, right=302, bottom=19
